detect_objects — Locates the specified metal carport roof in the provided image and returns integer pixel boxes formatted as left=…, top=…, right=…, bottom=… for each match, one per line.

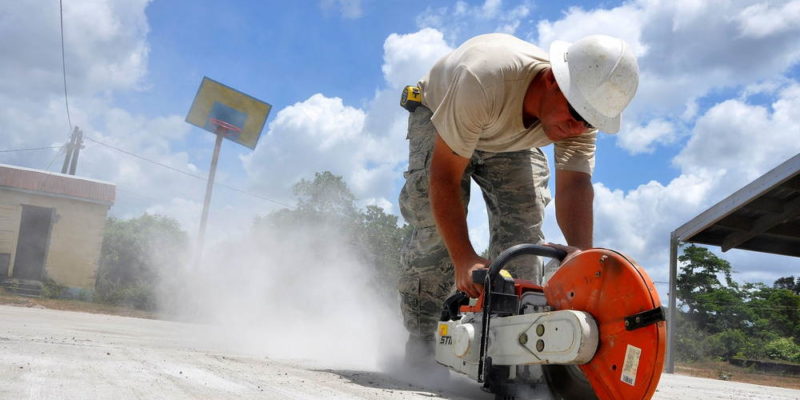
left=665, top=153, right=800, bottom=373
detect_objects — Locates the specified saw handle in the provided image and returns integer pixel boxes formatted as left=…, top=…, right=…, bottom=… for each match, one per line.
left=486, top=243, right=567, bottom=280
left=475, top=243, right=567, bottom=384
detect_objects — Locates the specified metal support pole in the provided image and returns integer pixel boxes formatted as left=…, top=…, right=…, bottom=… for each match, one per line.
left=194, top=132, right=224, bottom=266
left=61, top=127, right=77, bottom=174
left=68, top=127, right=83, bottom=175
left=666, top=233, right=679, bottom=373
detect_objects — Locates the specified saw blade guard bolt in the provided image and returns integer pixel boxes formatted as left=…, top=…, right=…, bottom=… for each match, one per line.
left=536, top=339, right=545, bottom=352
left=519, top=333, right=528, bottom=345
left=536, top=324, right=545, bottom=336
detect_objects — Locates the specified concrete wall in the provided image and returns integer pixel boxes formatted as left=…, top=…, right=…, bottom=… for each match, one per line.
left=0, top=188, right=109, bottom=290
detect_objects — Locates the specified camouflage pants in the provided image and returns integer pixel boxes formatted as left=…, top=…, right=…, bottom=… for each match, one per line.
left=398, top=105, right=552, bottom=341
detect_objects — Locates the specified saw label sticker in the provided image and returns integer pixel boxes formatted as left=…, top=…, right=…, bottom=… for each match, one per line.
left=621, top=344, right=642, bottom=386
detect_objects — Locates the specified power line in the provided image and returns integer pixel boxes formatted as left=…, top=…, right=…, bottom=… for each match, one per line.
left=0, top=146, right=61, bottom=153
left=42, top=145, right=66, bottom=171
left=83, top=136, right=292, bottom=208
left=84, top=136, right=207, bottom=180
left=59, top=0, right=72, bottom=129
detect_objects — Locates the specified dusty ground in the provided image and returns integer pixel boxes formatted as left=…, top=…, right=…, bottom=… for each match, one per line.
left=1, top=304, right=799, bottom=400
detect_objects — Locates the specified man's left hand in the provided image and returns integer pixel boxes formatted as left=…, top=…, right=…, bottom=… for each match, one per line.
left=542, top=242, right=582, bottom=264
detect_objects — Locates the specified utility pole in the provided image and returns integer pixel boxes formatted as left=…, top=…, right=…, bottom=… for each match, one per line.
left=60, top=127, right=77, bottom=174
left=68, top=127, right=83, bottom=175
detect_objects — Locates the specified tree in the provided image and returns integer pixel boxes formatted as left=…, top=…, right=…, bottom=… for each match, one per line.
left=676, top=245, right=745, bottom=333
left=254, top=171, right=409, bottom=288
left=96, top=214, right=188, bottom=310
left=774, top=276, right=800, bottom=295
left=675, top=245, right=800, bottom=364
left=357, top=205, right=412, bottom=287
left=257, top=171, right=359, bottom=231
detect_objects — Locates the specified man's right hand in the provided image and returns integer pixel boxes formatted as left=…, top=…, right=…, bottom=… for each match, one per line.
left=455, top=256, right=490, bottom=298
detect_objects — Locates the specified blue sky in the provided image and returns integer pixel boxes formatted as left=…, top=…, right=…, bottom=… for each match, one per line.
left=2, top=0, right=800, bottom=288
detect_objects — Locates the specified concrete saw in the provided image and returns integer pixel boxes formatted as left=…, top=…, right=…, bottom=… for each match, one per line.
left=435, top=244, right=666, bottom=399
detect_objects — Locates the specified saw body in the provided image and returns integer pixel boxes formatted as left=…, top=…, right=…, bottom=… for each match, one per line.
left=434, top=245, right=666, bottom=400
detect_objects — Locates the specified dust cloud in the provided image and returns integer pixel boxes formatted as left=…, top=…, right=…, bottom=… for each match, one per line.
left=153, top=222, right=409, bottom=372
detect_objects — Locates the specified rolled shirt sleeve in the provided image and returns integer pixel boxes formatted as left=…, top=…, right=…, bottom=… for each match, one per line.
left=553, top=130, right=597, bottom=175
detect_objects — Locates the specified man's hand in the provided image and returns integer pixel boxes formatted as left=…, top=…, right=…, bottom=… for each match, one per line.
left=543, top=242, right=582, bottom=265
left=455, top=256, right=490, bottom=298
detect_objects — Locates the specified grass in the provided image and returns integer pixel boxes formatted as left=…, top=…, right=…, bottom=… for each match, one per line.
left=676, top=360, right=800, bottom=390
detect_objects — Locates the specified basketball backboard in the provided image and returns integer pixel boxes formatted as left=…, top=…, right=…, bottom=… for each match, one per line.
left=186, top=77, right=271, bottom=149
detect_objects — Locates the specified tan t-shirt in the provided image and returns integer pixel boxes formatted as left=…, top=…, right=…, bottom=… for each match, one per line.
left=418, top=33, right=596, bottom=175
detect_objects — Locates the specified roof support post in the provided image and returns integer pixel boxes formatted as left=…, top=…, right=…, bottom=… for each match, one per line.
left=666, top=232, right=679, bottom=373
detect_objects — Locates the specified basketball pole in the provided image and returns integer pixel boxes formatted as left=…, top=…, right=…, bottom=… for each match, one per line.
left=194, top=130, right=224, bottom=267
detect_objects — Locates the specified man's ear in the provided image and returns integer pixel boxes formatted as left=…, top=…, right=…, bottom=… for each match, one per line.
left=543, top=68, right=558, bottom=88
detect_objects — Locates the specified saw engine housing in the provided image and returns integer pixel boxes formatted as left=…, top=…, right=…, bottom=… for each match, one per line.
left=434, top=245, right=666, bottom=400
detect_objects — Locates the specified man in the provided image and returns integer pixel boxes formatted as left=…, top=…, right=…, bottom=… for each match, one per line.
left=397, top=33, right=639, bottom=364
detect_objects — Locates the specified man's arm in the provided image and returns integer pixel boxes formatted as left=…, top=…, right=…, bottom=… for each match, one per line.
left=429, top=134, right=487, bottom=298
left=555, top=169, right=594, bottom=250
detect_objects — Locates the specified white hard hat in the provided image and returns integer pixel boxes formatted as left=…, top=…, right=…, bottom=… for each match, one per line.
left=549, top=35, right=639, bottom=133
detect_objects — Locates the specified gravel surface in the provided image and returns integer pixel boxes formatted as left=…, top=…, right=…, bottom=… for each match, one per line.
left=1, top=305, right=798, bottom=400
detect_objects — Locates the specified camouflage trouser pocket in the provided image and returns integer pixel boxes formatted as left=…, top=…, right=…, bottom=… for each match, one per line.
left=398, top=275, right=422, bottom=337
left=398, top=270, right=455, bottom=340
left=399, top=169, right=435, bottom=228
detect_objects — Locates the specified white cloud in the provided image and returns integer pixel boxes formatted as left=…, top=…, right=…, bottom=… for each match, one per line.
left=243, top=27, right=453, bottom=212
left=617, top=119, right=676, bottom=154
left=736, top=1, right=800, bottom=39
left=319, top=0, right=363, bottom=19
left=534, top=0, right=800, bottom=153
left=0, top=0, right=151, bottom=157
left=674, top=83, right=800, bottom=183
left=0, top=0, right=150, bottom=100
left=242, top=94, right=367, bottom=201
left=381, top=28, right=452, bottom=89
left=589, top=82, right=800, bottom=284
left=0, top=0, right=203, bottom=225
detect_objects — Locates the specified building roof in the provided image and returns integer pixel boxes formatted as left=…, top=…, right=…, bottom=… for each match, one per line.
left=0, top=164, right=115, bottom=205
left=672, top=153, right=800, bottom=257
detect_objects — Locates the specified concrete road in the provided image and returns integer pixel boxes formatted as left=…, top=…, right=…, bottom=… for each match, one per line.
left=1, top=305, right=798, bottom=400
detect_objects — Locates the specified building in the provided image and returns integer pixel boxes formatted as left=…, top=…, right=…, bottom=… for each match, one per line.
left=0, top=164, right=115, bottom=295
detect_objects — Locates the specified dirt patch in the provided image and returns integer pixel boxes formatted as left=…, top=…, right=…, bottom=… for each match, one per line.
left=676, top=360, right=800, bottom=390
left=0, top=289, right=156, bottom=319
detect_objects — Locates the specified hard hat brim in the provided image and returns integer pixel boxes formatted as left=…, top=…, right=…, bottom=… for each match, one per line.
left=549, top=40, right=621, bottom=134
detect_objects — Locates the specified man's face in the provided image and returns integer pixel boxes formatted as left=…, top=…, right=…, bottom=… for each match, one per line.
left=540, top=71, right=593, bottom=141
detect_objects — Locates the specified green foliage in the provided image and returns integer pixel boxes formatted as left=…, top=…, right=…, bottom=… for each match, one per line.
left=677, top=245, right=741, bottom=332
left=674, top=319, right=710, bottom=362
left=96, top=214, right=188, bottom=311
left=764, top=337, right=800, bottom=364
left=773, top=276, right=800, bottom=295
left=41, top=279, right=66, bottom=299
left=706, top=329, right=748, bottom=360
left=675, top=245, right=800, bottom=365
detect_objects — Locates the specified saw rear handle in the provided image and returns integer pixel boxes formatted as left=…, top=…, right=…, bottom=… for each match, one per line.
left=471, top=244, right=567, bottom=287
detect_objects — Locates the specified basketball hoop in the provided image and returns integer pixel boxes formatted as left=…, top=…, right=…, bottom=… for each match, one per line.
left=209, top=118, right=242, bottom=137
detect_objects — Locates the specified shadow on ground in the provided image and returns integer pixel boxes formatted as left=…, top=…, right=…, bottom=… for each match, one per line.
left=317, top=368, right=495, bottom=399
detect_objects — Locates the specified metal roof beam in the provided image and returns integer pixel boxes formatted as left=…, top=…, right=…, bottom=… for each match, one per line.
left=721, top=196, right=800, bottom=251
left=745, top=197, right=788, bottom=214
left=672, top=154, right=800, bottom=242
left=718, top=215, right=800, bottom=233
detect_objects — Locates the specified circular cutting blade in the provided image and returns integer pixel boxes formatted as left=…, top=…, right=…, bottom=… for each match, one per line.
left=544, top=249, right=667, bottom=400
left=542, top=365, right=598, bottom=400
